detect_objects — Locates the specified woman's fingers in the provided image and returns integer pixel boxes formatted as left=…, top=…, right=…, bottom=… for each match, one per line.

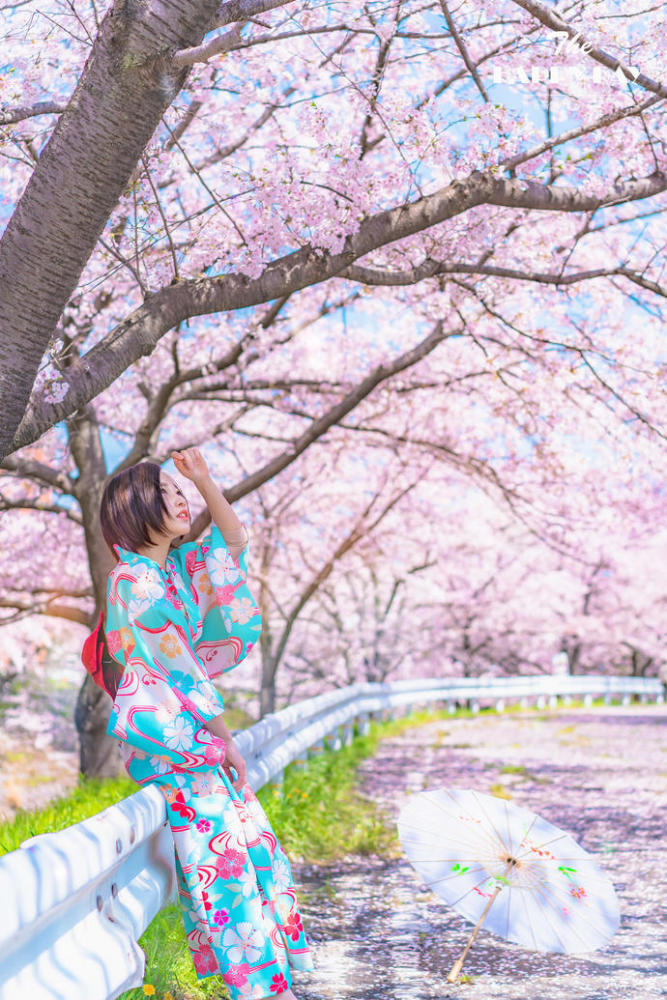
left=234, top=760, right=247, bottom=792
left=172, top=448, right=206, bottom=477
left=227, top=768, right=244, bottom=793
left=234, top=759, right=246, bottom=789
left=222, top=755, right=247, bottom=792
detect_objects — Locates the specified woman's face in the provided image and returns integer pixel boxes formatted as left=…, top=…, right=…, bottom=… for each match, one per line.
left=159, top=471, right=191, bottom=538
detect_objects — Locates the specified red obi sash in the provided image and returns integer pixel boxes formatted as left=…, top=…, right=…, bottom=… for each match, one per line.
left=81, top=610, right=124, bottom=698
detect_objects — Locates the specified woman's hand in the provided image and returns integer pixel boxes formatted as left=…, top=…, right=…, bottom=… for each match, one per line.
left=172, top=447, right=211, bottom=485
left=203, top=713, right=246, bottom=791
left=223, top=738, right=247, bottom=793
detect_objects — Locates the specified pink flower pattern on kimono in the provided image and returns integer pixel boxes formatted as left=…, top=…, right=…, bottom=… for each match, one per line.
left=215, top=847, right=247, bottom=880
left=285, top=912, right=304, bottom=941
left=193, top=946, right=218, bottom=976
left=224, top=964, right=251, bottom=988
left=215, top=583, right=238, bottom=605
left=99, top=524, right=313, bottom=1000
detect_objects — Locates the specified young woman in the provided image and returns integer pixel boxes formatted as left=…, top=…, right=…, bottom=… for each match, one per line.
left=88, top=448, right=313, bottom=1000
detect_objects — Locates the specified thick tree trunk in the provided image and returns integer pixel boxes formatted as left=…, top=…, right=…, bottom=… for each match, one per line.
left=69, top=405, right=122, bottom=775
left=259, top=666, right=276, bottom=718
left=259, top=619, right=278, bottom=716
left=74, top=675, right=123, bottom=777
left=257, top=542, right=277, bottom=718
left=0, top=0, right=220, bottom=458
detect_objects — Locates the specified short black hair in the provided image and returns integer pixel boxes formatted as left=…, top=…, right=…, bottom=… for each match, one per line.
left=100, top=461, right=169, bottom=555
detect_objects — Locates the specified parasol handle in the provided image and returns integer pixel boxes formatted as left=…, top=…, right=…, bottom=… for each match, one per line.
left=446, top=861, right=514, bottom=984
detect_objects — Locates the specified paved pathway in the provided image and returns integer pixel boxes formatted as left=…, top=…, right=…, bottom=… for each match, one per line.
left=293, top=705, right=667, bottom=1000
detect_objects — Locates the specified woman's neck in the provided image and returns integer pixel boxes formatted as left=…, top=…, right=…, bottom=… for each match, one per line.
left=135, top=536, right=172, bottom=568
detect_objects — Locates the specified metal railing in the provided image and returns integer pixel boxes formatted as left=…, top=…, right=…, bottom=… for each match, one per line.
left=0, top=673, right=663, bottom=999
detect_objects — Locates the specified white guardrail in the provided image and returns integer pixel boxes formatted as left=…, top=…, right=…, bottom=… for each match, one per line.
left=0, top=673, right=663, bottom=999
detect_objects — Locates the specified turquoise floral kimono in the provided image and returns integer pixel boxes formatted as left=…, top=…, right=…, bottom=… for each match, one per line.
left=103, top=524, right=313, bottom=998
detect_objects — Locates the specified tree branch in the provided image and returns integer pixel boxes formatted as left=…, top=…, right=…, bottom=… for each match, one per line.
left=0, top=598, right=90, bottom=626
left=0, top=101, right=67, bottom=126
left=0, top=492, right=83, bottom=524
left=184, top=319, right=458, bottom=538
left=270, top=477, right=418, bottom=679
left=438, top=0, right=489, bottom=103
left=10, top=166, right=665, bottom=455
left=0, top=455, right=76, bottom=493
left=173, top=23, right=243, bottom=68
left=500, top=93, right=662, bottom=172
left=215, top=0, right=298, bottom=27
left=509, top=0, right=667, bottom=97
left=342, top=260, right=665, bottom=297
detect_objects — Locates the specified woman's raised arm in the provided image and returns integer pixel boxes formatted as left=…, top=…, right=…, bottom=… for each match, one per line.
left=173, top=448, right=248, bottom=559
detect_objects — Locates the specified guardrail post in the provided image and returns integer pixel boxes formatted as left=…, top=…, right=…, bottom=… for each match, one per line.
left=495, top=699, right=505, bottom=713
left=604, top=693, right=612, bottom=706
left=326, top=728, right=342, bottom=752
left=562, top=694, right=572, bottom=706
left=269, top=769, right=285, bottom=794
left=341, top=721, right=355, bottom=745
left=358, top=712, right=371, bottom=736
left=469, top=699, right=480, bottom=714
left=548, top=695, right=558, bottom=709
left=656, top=691, right=665, bottom=704
left=583, top=694, right=593, bottom=707
left=639, top=693, right=649, bottom=705
left=621, top=693, right=631, bottom=707
left=520, top=697, right=529, bottom=709
left=447, top=700, right=457, bottom=714
left=536, top=695, right=546, bottom=710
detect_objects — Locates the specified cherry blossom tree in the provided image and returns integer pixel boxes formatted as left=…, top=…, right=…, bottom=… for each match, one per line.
left=284, top=484, right=666, bottom=692
left=0, top=0, right=665, bottom=773
left=249, top=449, right=437, bottom=714
left=1, top=0, right=665, bottom=454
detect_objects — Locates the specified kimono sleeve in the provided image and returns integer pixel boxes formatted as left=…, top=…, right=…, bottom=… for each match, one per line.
left=105, top=566, right=227, bottom=773
left=171, top=524, right=262, bottom=680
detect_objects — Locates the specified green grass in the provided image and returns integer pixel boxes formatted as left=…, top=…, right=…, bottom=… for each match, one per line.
left=0, top=775, right=137, bottom=855
left=254, top=723, right=402, bottom=862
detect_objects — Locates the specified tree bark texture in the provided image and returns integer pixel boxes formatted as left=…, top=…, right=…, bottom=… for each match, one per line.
left=68, top=405, right=122, bottom=775
left=0, top=0, right=220, bottom=458
left=74, top=675, right=124, bottom=777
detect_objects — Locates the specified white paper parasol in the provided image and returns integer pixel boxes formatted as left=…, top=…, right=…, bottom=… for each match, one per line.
left=397, top=787, right=620, bottom=982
